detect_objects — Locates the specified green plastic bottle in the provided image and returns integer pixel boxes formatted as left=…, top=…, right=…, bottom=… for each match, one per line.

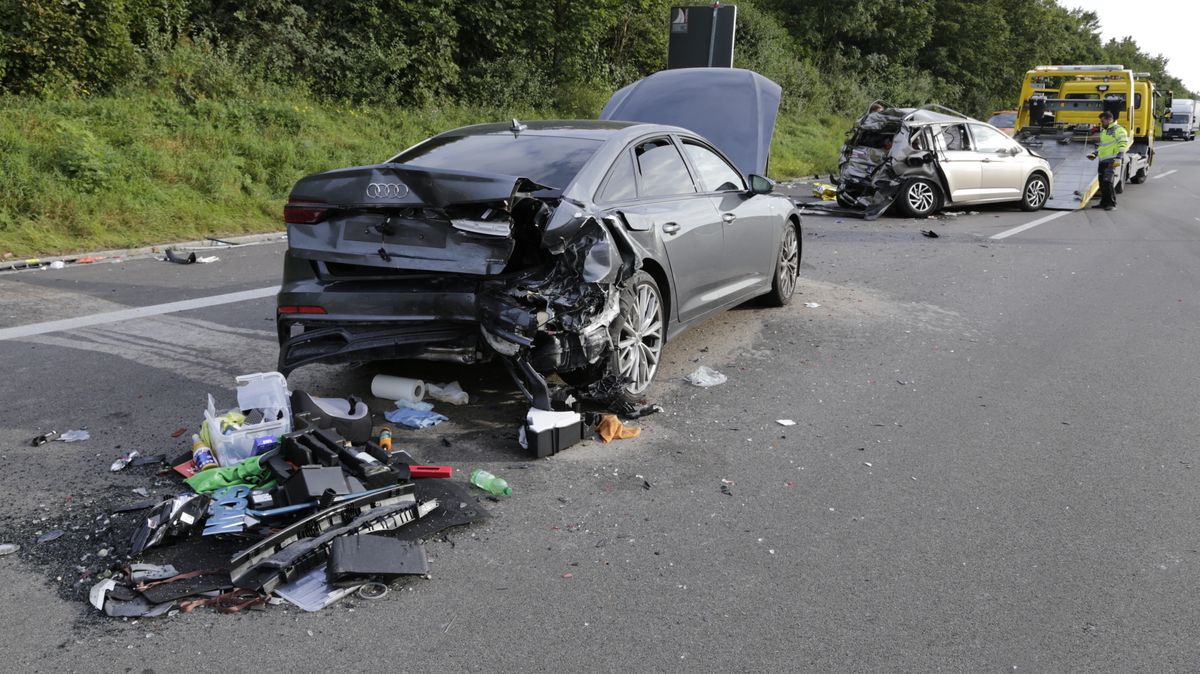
left=470, top=469, right=512, bottom=496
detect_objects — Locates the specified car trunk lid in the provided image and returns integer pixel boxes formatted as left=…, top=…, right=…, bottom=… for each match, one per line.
left=286, top=164, right=546, bottom=275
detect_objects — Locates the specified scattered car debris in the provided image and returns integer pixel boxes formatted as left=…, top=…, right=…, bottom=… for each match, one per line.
left=110, top=450, right=140, bottom=472
left=370, top=375, right=425, bottom=403
left=427, top=381, right=470, bottom=405
left=921, top=229, right=939, bottom=238
left=37, top=529, right=65, bottom=543
left=776, top=419, right=796, bottom=426
left=596, top=415, right=641, bottom=443
left=804, top=302, right=821, bottom=308
left=0, top=543, right=19, bottom=556
left=470, top=469, right=512, bottom=496
left=686, top=366, right=727, bottom=388
left=384, top=402, right=448, bottom=429
left=58, top=429, right=90, bottom=442
left=164, top=248, right=197, bottom=264
left=29, top=430, right=58, bottom=446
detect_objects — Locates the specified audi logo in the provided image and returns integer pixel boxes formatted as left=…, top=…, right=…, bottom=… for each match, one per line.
left=365, top=182, right=410, bottom=199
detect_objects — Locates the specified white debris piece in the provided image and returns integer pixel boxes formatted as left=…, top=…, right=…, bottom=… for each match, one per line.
left=776, top=419, right=796, bottom=426
left=685, top=366, right=727, bottom=387
left=804, top=302, right=821, bottom=308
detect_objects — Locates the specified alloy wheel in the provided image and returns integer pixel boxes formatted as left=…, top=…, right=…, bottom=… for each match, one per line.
left=776, top=225, right=799, bottom=300
left=616, top=281, right=664, bottom=395
left=1026, top=178, right=1047, bottom=207
left=907, top=182, right=935, bottom=213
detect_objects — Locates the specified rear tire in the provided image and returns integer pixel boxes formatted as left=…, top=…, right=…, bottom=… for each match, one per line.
left=562, top=271, right=664, bottom=406
left=763, top=221, right=800, bottom=307
left=897, top=179, right=941, bottom=218
left=1019, top=173, right=1048, bottom=211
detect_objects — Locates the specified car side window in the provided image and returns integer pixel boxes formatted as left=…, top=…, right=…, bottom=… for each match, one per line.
left=681, top=140, right=745, bottom=192
left=940, top=124, right=971, bottom=151
left=634, top=138, right=697, bottom=197
left=970, top=124, right=1012, bottom=152
left=598, top=150, right=637, bottom=203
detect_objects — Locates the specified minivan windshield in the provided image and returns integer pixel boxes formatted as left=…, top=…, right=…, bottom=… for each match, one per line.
left=391, top=134, right=602, bottom=192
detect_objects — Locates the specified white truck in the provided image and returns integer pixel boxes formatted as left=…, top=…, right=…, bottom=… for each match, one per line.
left=1163, top=98, right=1197, bottom=141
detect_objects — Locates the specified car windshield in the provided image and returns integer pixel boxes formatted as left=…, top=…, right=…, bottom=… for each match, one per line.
left=391, top=134, right=603, bottom=192
left=987, top=112, right=1016, bottom=128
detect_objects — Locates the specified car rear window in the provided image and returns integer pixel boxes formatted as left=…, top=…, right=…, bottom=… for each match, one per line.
left=391, top=134, right=602, bottom=191
left=987, top=112, right=1016, bottom=128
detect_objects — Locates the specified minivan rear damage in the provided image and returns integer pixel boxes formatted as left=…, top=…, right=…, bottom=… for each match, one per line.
left=278, top=164, right=640, bottom=410
left=836, top=109, right=939, bottom=219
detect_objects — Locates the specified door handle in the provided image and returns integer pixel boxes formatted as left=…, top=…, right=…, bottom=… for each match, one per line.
left=662, top=222, right=680, bottom=234
left=981, top=158, right=992, bottom=163
left=722, top=212, right=737, bottom=223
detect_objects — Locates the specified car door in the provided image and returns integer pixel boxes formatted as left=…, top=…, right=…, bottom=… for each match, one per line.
left=679, top=137, right=777, bottom=299
left=933, top=123, right=983, bottom=202
left=600, top=137, right=727, bottom=323
left=969, top=123, right=1024, bottom=200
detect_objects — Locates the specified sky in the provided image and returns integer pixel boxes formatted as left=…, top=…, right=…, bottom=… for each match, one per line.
left=1065, top=0, right=1200, bottom=94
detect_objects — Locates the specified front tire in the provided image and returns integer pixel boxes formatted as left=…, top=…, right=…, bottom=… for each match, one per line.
left=1130, top=167, right=1147, bottom=184
left=897, top=179, right=941, bottom=218
left=1020, top=173, right=1049, bottom=211
left=763, top=221, right=800, bottom=307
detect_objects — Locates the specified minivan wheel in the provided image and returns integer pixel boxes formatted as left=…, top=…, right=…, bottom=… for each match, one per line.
left=763, top=222, right=800, bottom=307
left=897, top=179, right=941, bottom=218
left=1020, top=174, right=1049, bottom=211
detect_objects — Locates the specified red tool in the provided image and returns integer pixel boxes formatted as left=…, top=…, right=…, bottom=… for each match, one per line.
left=408, top=464, right=453, bottom=479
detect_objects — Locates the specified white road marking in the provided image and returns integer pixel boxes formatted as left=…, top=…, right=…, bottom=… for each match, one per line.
left=0, top=286, right=279, bottom=341
left=990, top=210, right=1073, bottom=240
left=1151, top=169, right=1178, bottom=180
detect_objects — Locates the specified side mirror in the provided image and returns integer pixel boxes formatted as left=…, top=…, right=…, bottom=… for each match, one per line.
left=748, top=174, right=773, bottom=195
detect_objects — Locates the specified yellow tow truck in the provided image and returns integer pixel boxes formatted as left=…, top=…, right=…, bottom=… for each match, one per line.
left=1013, top=65, right=1166, bottom=209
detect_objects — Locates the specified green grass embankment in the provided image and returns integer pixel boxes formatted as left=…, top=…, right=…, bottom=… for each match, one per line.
left=0, top=88, right=844, bottom=256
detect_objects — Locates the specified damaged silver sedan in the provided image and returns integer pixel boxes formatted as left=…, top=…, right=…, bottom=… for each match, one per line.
left=836, top=105, right=1052, bottom=218
left=277, top=69, right=802, bottom=408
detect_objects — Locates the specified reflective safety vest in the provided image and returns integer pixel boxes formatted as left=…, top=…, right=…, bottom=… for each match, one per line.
left=1097, top=123, right=1129, bottom=160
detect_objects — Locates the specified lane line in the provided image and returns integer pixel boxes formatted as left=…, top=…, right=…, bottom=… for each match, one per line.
left=990, top=210, right=1073, bottom=240
left=0, top=286, right=279, bottom=341
left=1151, top=169, right=1178, bottom=180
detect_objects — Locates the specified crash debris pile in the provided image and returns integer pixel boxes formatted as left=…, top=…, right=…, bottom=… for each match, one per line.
left=76, top=369, right=652, bottom=619
left=85, top=371, right=483, bottom=618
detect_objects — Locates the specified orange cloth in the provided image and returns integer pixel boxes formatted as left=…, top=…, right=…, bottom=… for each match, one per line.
left=596, top=414, right=641, bottom=443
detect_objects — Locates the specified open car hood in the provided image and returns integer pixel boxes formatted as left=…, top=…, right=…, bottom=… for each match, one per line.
left=600, top=68, right=781, bottom=177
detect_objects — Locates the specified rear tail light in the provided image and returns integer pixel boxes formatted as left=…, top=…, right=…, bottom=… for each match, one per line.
left=284, top=201, right=330, bottom=224
left=278, top=305, right=327, bottom=315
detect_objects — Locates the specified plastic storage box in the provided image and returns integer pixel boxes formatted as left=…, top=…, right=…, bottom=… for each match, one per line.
left=205, top=372, right=292, bottom=466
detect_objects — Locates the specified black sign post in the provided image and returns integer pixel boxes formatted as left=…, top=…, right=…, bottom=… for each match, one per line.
left=667, top=4, right=737, bottom=69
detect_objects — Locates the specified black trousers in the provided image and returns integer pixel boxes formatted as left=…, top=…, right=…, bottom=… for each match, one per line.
left=1097, top=158, right=1117, bottom=207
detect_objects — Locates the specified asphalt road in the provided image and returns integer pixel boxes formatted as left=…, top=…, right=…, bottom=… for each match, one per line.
left=2, top=140, right=1199, bottom=672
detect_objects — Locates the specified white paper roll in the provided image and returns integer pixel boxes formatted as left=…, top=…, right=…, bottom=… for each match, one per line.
left=370, top=375, right=425, bottom=402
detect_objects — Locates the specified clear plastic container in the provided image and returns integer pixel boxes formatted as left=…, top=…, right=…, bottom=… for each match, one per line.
left=205, top=372, right=292, bottom=466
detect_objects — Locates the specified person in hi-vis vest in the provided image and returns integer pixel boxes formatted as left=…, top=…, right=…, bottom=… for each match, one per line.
left=1088, top=110, right=1130, bottom=211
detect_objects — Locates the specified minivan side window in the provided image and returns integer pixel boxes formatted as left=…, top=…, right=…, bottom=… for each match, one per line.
left=681, top=140, right=745, bottom=192
left=634, top=138, right=697, bottom=197
left=970, top=124, right=1012, bottom=153
left=939, top=124, right=971, bottom=151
